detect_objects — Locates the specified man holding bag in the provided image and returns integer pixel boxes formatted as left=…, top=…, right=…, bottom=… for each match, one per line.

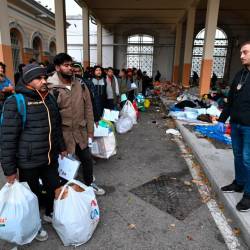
left=48, top=53, right=105, bottom=195
left=0, top=63, right=67, bottom=241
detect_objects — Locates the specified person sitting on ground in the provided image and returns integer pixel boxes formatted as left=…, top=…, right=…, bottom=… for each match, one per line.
left=47, top=53, right=105, bottom=196
left=1, top=63, right=67, bottom=241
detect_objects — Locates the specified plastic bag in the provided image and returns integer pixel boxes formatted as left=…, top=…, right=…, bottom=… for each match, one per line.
left=91, top=131, right=117, bottom=159
left=53, top=179, right=100, bottom=247
left=120, top=100, right=137, bottom=124
left=115, top=116, right=133, bottom=134
left=0, top=181, right=41, bottom=245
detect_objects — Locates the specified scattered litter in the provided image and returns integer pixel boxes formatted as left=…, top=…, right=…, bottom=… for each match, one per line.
left=184, top=181, right=192, bottom=186
left=128, top=223, right=136, bottom=230
left=166, top=129, right=181, bottom=136
left=186, top=235, right=194, bottom=241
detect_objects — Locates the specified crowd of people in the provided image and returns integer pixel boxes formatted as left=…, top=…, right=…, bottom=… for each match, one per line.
left=0, top=53, right=154, bottom=243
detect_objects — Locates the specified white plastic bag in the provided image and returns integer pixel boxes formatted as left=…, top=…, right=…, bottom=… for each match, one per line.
left=52, top=179, right=99, bottom=247
left=115, top=116, right=133, bottom=134
left=120, top=100, right=137, bottom=125
left=91, top=132, right=117, bottom=159
left=0, top=181, right=41, bottom=245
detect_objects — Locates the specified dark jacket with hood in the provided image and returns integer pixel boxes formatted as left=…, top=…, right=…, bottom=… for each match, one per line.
left=84, top=76, right=107, bottom=122
left=0, top=80, right=66, bottom=176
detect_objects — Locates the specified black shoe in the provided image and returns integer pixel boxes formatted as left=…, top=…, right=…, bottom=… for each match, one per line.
left=221, top=180, right=244, bottom=193
left=236, top=195, right=250, bottom=212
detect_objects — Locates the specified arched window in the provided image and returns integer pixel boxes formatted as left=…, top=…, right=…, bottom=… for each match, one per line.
left=32, top=37, right=42, bottom=62
left=10, top=28, right=23, bottom=72
left=49, top=41, right=56, bottom=63
left=191, top=28, right=228, bottom=78
left=127, top=34, right=154, bottom=76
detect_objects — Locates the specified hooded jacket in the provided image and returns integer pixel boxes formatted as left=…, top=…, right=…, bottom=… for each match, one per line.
left=0, top=80, right=66, bottom=176
left=48, top=72, right=94, bottom=154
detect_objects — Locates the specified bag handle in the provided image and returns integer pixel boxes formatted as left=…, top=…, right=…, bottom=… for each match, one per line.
left=57, top=179, right=89, bottom=200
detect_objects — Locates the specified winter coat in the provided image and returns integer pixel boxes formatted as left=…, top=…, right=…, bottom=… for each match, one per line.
left=48, top=73, right=94, bottom=154
left=85, top=77, right=107, bottom=122
left=219, top=68, right=250, bottom=125
left=0, top=81, right=66, bottom=176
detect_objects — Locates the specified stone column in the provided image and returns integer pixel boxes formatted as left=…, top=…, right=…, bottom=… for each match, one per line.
left=97, top=20, right=103, bottom=66
left=0, top=0, right=14, bottom=81
left=182, top=7, right=196, bottom=88
left=82, top=6, right=90, bottom=68
left=54, top=0, right=67, bottom=53
left=199, top=0, right=220, bottom=96
left=172, top=22, right=182, bottom=83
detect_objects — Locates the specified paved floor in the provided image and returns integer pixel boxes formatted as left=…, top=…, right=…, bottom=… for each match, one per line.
left=0, top=105, right=235, bottom=250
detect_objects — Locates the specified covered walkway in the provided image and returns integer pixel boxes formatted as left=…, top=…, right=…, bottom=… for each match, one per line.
left=1, top=0, right=250, bottom=95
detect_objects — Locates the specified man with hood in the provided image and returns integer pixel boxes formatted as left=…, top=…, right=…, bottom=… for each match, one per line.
left=1, top=63, right=66, bottom=241
left=47, top=53, right=105, bottom=195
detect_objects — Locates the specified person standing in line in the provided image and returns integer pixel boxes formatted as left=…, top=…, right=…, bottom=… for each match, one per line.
left=1, top=63, right=67, bottom=240
left=47, top=53, right=105, bottom=195
left=218, top=41, right=250, bottom=211
left=105, top=67, right=120, bottom=110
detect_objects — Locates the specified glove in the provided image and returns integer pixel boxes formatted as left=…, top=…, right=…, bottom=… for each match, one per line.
left=217, top=122, right=225, bottom=134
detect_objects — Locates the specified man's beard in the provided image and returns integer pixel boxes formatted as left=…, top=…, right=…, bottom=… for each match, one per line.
left=60, top=72, right=72, bottom=80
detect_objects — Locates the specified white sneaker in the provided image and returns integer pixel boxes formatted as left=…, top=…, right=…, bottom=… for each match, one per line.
left=43, top=214, right=53, bottom=223
left=35, top=228, right=48, bottom=242
left=90, top=183, right=105, bottom=196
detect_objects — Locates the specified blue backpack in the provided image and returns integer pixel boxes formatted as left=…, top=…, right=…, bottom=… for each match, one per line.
left=0, top=93, right=27, bottom=129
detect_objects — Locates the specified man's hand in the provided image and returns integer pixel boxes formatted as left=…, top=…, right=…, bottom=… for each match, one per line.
left=216, top=122, right=225, bottom=134
left=6, top=173, right=17, bottom=184
left=95, top=122, right=99, bottom=128
left=2, top=86, right=14, bottom=93
left=60, top=151, right=68, bottom=159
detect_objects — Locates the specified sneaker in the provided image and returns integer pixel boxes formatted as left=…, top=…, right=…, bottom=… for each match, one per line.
left=35, top=228, right=48, bottom=242
left=43, top=213, right=53, bottom=223
left=236, top=196, right=250, bottom=212
left=91, top=183, right=105, bottom=196
left=221, top=180, right=244, bottom=193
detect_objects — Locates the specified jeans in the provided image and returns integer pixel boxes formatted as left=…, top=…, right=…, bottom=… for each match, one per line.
left=231, top=123, right=250, bottom=195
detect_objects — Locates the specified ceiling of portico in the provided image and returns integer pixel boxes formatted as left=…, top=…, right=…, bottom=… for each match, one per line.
left=78, top=0, right=197, bottom=32
left=78, top=0, right=250, bottom=36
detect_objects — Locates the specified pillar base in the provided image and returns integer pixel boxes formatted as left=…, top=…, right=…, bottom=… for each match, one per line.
left=0, top=43, right=14, bottom=82
left=172, top=65, right=179, bottom=83
left=199, top=59, right=213, bottom=96
left=182, top=63, right=191, bottom=88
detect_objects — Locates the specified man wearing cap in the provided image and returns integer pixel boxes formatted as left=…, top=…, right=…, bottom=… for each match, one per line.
left=0, top=63, right=67, bottom=241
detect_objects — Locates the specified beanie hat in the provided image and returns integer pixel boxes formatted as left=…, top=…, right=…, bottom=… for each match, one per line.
left=22, top=63, right=46, bottom=84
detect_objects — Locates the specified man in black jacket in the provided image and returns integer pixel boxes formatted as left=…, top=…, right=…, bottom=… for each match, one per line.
left=1, top=63, right=67, bottom=241
left=218, top=41, right=250, bottom=212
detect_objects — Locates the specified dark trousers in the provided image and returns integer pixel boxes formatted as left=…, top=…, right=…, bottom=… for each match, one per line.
left=19, top=164, right=61, bottom=215
left=75, top=144, right=93, bottom=186
left=231, top=123, right=250, bottom=195
left=105, top=99, right=115, bottom=110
